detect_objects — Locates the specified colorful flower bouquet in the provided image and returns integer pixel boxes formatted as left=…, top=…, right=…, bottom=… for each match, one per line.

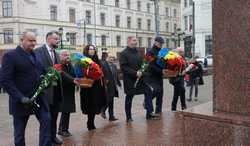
left=70, top=53, right=103, bottom=87
left=157, top=48, right=186, bottom=77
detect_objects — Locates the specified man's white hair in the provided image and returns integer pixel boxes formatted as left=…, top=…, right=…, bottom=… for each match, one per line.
left=59, top=49, right=70, bottom=55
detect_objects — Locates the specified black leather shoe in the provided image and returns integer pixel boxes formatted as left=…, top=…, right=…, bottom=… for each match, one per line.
left=146, top=113, right=160, bottom=120
left=58, top=131, right=72, bottom=137
left=126, top=118, right=133, bottom=123
left=52, top=137, right=63, bottom=145
left=154, top=112, right=162, bottom=117
left=87, top=125, right=96, bottom=131
left=181, top=106, right=187, bottom=110
left=109, top=117, right=118, bottom=121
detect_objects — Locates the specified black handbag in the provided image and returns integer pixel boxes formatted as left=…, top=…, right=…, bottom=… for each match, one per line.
left=199, top=76, right=204, bottom=85
left=169, top=77, right=181, bottom=85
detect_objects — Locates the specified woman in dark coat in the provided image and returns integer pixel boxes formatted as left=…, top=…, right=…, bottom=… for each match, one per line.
left=80, top=45, right=107, bottom=131
left=58, top=50, right=76, bottom=137
left=187, top=56, right=203, bottom=101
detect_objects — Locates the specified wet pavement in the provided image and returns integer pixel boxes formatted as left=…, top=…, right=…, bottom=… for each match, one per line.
left=0, top=76, right=212, bottom=146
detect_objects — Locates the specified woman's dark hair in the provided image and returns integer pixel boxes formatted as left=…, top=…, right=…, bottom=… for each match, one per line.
left=83, top=45, right=101, bottom=65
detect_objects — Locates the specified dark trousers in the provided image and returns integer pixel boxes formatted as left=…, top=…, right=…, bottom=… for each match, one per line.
left=49, top=106, right=59, bottom=139
left=59, top=113, right=70, bottom=132
left=155, top=88, right=163, bottom=113
left=144, top=85, right=163, bottom=115
left=125, top=94, right=134, bottom=120
left=189, top=77, right=199, bottom=99
left=87, top=113, right=96, bottom=128
left=103, top=97, right=115, bottom=118
left=13, top=106, right=51, bottom=146
left=171, top=78, right=186, bottom=111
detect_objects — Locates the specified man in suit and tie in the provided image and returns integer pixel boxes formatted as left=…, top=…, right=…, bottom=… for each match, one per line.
left=35, top=31, right=63, bottom=145
left=0, top=31, right=51, bottom=146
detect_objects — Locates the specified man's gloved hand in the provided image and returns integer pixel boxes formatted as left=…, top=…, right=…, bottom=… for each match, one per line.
left=20, top=97, right=33, bottom=105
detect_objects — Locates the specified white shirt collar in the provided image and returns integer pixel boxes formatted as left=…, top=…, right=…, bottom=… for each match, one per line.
left=46, top=44, right=53, bottom=51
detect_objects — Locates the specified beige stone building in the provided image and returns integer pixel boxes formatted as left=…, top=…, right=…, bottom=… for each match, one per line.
left=0, top=0, right=180, bottom=58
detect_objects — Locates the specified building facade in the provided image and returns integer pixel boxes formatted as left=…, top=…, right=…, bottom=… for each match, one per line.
left=180, top=0, right=194, bottom=58
left=194, top=0, right=212, bottom=57
left=0, top=0, right=181, bottom=58
left=180, top=0, right=212, bottom=58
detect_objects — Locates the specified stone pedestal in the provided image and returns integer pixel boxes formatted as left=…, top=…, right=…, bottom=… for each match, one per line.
left=213, top=0, right=250, bottom=116
left=177, top=0, right=250, bottom=145
left=179, top=102, right=250, bottom=145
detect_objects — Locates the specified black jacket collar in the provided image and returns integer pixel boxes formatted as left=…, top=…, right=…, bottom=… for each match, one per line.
left=16, top=46, right=36, bottom=65
left=126, top=46, right=138, bottom=53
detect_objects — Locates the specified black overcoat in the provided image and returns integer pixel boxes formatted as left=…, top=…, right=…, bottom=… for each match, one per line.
left=119, top=47, right=144, bottom=95
left=60, top=63, right=76, bottom=113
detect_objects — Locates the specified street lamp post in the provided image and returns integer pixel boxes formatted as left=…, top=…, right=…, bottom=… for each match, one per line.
left=192, top=1, right=196, bottom=57
left=58, top=27, right=63, bottom=50
left=83, top=20, right=86, bottom=45
left=172, top=29, right=185, bottom=48
left=150, top=0, right=160, bottom=36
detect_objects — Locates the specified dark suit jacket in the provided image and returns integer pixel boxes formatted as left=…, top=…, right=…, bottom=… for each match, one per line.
left=102, top=60, right=121, bottom=99
left=35, top=45, right=63, bottom=108
left=143, top=45, right=163, bottom=91
left=0, top=46, right=48, bottom=116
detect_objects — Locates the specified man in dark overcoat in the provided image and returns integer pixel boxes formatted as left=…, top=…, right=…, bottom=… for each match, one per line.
left=119, top=36, right=145, bottom=122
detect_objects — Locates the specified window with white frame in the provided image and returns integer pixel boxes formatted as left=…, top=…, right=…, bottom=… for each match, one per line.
left=147, top=19, right=151, bottom=31
left=205, top=35, right=212, bottom=55
left=115, top=0, right=119, bottom=7
left=100, top=0, right=105, bottom=5
left=184, top=0, right=187, bottom=7
left=2, top=0, right=12, bottom=17
left=127, top=16, right=131, bottom=28
left=165, top=38, right=170, bottom=48
left=66, top=33, right=76, bottom=45
left=127, top=0, right=131, bottom=9
left=166, top=22, right=169, bottom=32
left=173, top=9, right=177, bottom=18
left=147, top=37, right=152, bottom=48
left=115, top=15, right=120, bottom=27
left=69, top=8, right=76, bottom=23
left=87, top=33, right=92, bottom=44
left=50, top=5, right=57, bottom=21
left=101, top=35, right=106, bottom=46
left=189, top=15, right=193, bottom=31
left=116, top=35, right=121, bottom=47
left=100, top=13, right=106, bottom=26
left=184, top=16, right=188, bottom=30
left=86, top=10, right=91, bottom=24
left=147, top=3, right=150, bottom=13
left=137, top=1, right=141, bottom=11
left=189, top=0, right=193, bottom=6
left=3, top=29, right=13, bottom=44
left=174, top=23, right=177, bottom=32
left=165, top=7, right=169, bottom=17
left=137, top=18, right=142, bottom=29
